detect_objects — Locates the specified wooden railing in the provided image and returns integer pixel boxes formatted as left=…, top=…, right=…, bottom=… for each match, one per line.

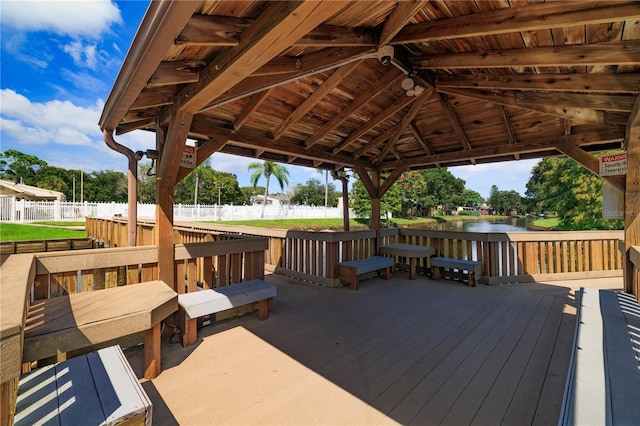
left=86, top=218, right=623, bottom=287
left=0, top=234, right=267, bottom=424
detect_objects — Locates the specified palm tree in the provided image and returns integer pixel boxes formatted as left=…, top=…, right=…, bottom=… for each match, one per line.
left=248, top=160, right=290, bottom=218
left=316, top=168, right=329, bottom=209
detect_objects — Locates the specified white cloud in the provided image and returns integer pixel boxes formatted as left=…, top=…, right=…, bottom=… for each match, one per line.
left=1, top=0, right=122, bottom=39
left=63, top=41, right=99, bottom=69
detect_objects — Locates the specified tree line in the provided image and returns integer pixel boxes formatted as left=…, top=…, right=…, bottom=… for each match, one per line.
left=1, top=149, right=623, bottom=230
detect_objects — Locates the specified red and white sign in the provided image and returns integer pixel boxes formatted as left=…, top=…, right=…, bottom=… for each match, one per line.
left=599, top=152, right=626, bottom=176
left=181, top=145, right=196, bottom=169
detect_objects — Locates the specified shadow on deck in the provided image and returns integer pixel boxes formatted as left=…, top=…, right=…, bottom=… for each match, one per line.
left=124, top=273, right=623, bottom=425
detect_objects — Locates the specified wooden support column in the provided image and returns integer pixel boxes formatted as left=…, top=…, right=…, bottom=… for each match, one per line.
left=355, top=167, right=405, bottom=254
left=624, top=96, right=640, bottom=299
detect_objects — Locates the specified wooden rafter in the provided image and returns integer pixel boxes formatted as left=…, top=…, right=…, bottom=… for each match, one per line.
left=354, top=126, right=398, bottom=158
left=354, top=167, right=378, bottom=198
left=627, top=95, right=640, bottom=140
left=379, top=166, right=407, bottom=197
left=306, top=69, right=401, bottom=148
left=435, top=73, right=640, bottom=94
left=380, top=127, right=624, bottom=170
left=378, top=1, right=427, bottom=47
left=234, top=89, right=272, bottom=131
left=376, top=88, right=434, bottom=163
left=190, top=119, right=373, bottom=169
left=273, top=60, right=361, bottom=140
left=501, top=106, right=520, bottom=160
left=437, top=93, right=473, bottom=152
left=556, top=142, right=625, bottom=191
left=393, top=1, right=640, bottom=44
left=147, top=61, right=206, bottom=87
left=198, top=47, right=374, bottom=112
left=333, top=94, right=416, bottom=154
left=176, top=14, right=377, bottom=47
left=415, top=41, right=640, bottom=69
left=159, top=1, right=348, bottom=122
left=438, top=87, right=626, bottom=126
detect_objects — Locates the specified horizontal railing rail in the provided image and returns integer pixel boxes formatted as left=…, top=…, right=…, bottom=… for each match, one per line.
left=86, top=218, right=623, bottom=287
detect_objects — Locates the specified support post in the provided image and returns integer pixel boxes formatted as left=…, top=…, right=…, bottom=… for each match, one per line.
left=624, top=97, right=640, bottom=299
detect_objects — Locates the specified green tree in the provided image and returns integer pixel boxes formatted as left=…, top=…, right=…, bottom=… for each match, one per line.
left=0, top=150, right=47, bottom=184
left=351, top=173, right=403, bottom=221
left=525, top=156, right=623, bottom=230
left=84, top=170, right=128, bottom=202
left=489, top=185, right=523, bottom=215
left=291, top=178, right=338, bottom=206
left=248, top=160, right=290, bottom=218
left=462, top=189, right=485, bottom=207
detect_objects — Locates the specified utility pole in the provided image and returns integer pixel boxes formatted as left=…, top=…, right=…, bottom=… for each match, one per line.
left=215, top=182, right=224, bottom=221
left=194, top=173, right=199, bottom=205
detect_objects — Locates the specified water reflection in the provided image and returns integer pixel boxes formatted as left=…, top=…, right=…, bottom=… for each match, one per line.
left=416, top=217, right=538, bottom=232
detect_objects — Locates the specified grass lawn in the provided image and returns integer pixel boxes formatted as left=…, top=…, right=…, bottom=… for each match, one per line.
left=530, top=217, right=560, bottom=230
left=32, top=221, right=86, bottom=227
left=0, top=223, right=87, bottom=242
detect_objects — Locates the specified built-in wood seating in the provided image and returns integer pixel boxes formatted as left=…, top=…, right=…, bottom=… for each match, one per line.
left=15, top=345, right=152, bottom=426
left=23, top=280, right=178, bottom=379
left=430, top=257, right=482, bottom=287
left=559, top=287, right=640, bottom=425
left=338, top=256, right=395, bottom=290
left=178, top=279, right=277, bottom=346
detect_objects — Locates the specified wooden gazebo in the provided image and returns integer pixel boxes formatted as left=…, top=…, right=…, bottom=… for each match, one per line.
left=99, top=0, right=640, bottom=299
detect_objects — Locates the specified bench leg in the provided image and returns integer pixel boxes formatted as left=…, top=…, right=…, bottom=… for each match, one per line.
left=468, top=272, right=476, bottom=287
left=432, top=265, right=441, bottom=280
left=258, top=298, right=273, bottom=320
left=182, top=317, right=198, bottom=347
left=382, top=267, right=392, bottom=280
left=409, top=258, right=417, bottom=280
left=144, top=322, right=161, bottom=379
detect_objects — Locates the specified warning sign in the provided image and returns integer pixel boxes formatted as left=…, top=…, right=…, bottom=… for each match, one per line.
left=181, top=145, right=196, bottom=169
left=599, top=152, right=626, bottom=176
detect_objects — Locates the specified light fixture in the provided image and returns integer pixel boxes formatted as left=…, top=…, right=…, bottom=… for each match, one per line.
left=377, top=45, right=394, bottom=66
left=401, top=77, right=415, bottom=91
left=134, top=149, right=160, bottom=176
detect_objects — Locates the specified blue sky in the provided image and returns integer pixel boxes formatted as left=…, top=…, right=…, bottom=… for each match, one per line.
left=0, top=0, right=538, bottom=199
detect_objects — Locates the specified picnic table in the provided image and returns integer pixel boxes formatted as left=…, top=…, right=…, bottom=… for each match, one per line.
left=380, top=243, right=436, bottom=280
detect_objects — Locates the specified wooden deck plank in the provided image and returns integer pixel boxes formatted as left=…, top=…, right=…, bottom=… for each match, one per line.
left=122, top=274, right=624, bottom=426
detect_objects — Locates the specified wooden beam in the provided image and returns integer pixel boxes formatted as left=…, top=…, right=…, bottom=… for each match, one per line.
left=415, top=41, right=640, bottom=69
left=438, top=87, right=616, bottom=125
left=376, top=87, right=434, bottom=163
left=354, top=126, right=398, bottom=158
left=379, top=166, right=407, bottom=197
left=190, top=118, right=373, bottom=168
left=379, top=127, right=624, bottom=170
left=306, top=69, right=401, bottom=148
left=161, top=1, right=348, bottom=120
left=176, top=14, right=377, bottom=47
left=333, top=94, right=415, bottom=154
left=627, top=94, right=640, bottom=140
left=435, top=73, right=640, bottom=94
left=273, top=60, right=361, bottom=140
left=555, top=142, right=625, bottom=191
left=394, top=1, right=640, bottom=44
left=501, top=106, right=520, bottom=160
left=196, top=47, right=374, bottom=113
left=235, top=89, right=272, bottom=131
left=147, top=61, right=206, bottom=87
left=438, top=93, right=472, bottom=151
left=409, top=122, right=434, bottom=156
left=158, top=111, right=193, bottom=188
left=378, top=1, right=427, bottom=47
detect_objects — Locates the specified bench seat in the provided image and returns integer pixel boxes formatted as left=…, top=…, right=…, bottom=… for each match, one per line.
left=338, top=256, right=395, bottom=290
left=178, top=279, right=277, bottom=346
left=430, top=257, right=482, bottom=287
left=559, top=288, right=640, bottom=425
left=23, top=280, right=178, bottom=379
left=15, top=345, right=152, bottom=426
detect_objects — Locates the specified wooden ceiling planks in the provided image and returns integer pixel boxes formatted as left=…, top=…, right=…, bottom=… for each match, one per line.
left=101, top=0, right=639, bottom=177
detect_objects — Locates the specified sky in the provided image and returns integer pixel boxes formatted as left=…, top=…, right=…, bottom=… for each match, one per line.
left=0, top=0, right=540, bottom=200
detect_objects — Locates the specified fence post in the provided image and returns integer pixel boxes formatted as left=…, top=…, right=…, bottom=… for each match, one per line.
left=54, top=200, right=61, bottom=221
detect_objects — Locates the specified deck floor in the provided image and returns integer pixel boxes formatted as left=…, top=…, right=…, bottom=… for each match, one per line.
left=125, top=273, right=622, bottom=425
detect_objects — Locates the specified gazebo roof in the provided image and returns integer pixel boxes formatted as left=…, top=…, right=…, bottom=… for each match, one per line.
left=99, top=1, right=640, bottom=187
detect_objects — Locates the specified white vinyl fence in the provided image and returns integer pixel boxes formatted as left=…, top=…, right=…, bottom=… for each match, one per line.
left=0, top=196, right=351, bottom=223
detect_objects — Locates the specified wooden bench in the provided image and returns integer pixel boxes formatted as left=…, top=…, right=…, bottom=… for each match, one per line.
left=430, top=257, right=482, bottom=287
left=15, top=345, right=152, bottom=426
left=178, top=279, right=277, bottom=346
left=559, top=288, right=640, bottom=425
left=23, top=280, right=178, bottom=379
left=338, top=256, right=395, bottom=290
